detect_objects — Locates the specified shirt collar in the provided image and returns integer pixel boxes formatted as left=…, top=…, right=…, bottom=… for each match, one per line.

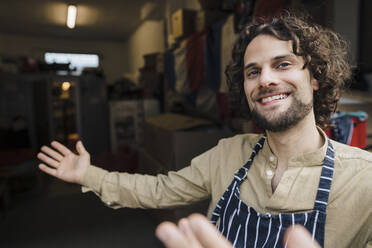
left=260, top=126, right=328, bottom=167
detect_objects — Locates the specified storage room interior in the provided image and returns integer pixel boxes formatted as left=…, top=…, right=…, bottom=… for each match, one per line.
left=0, top=0, right=371, bottom=247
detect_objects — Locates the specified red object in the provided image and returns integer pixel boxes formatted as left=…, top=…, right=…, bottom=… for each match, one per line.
left=325, top=117, right=367, bottom=149
left=186, top=30, right=207, bottom=92
left=349, top=117, right=367, bottom=149
left=253, top=0, right=287, bottom=21
left=324, top=128, right=331, bottom=138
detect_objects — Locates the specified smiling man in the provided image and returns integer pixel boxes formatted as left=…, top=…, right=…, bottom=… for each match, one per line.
left=244, top=36, right=317, bottom=133
left=37, top=13, right=372, bottom=248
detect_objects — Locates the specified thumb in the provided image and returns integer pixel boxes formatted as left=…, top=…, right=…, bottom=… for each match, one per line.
left=76, top=140, right=88, bottom=155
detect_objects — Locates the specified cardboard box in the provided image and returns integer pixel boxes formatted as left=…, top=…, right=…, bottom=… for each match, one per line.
left=144, top=113, right=233, bottom=171
left=172, top=9, right=196, bottom=39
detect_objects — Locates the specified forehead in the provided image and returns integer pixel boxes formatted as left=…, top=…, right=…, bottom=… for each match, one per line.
left=244, top=34, right=294, bottom=64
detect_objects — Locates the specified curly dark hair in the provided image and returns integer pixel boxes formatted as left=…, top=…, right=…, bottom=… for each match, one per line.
left=226, top=12, right=352, bottom=129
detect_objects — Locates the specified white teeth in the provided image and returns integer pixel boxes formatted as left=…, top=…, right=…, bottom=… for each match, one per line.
left=261, top=94, right=287, bottom=103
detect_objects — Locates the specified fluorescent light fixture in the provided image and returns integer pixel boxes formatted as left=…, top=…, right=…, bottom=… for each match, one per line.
left=67, top=5, right=77, bottom=29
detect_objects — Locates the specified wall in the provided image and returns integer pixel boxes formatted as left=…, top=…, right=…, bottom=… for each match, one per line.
left=332, top=0, right=359, bottom=63
left=0, top=34, right=126, bottom=83
left=122, top=20, right=165, bottom=79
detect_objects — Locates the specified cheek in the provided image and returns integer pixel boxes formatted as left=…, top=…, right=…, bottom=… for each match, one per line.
left=243, top=80, right=255, bottom=106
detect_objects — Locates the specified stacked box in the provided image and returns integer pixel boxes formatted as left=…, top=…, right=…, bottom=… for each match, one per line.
left=172, top=9, right=197, bottom=39
left=143, top=53, right=164, bottom=73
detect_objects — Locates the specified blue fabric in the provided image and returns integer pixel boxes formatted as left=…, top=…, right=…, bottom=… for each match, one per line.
left=211, top=137, right=335, bottom=248
left=330, top=115, right=353, bottom=145
left=205, top=21, right=224, bottom=91
left=333, top=111, right=368, bottom=121
left=165, top=50, right=176, bottom=90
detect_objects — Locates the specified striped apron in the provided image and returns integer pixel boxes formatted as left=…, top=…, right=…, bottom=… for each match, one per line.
left=211, top=136, right=334, bottom=248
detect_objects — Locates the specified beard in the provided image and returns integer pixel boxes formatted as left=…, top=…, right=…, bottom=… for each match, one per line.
left=250, top=94, right=313, bottom=132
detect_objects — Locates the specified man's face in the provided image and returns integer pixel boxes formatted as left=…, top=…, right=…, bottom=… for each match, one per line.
left=243, top=34, right=319, bottom=132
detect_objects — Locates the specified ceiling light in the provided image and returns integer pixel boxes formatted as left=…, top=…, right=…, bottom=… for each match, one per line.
left=67, top=5, right=77, bottom=29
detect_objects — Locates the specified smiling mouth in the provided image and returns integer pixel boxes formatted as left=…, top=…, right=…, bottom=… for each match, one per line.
left=259, top=93, right=289, bottom=104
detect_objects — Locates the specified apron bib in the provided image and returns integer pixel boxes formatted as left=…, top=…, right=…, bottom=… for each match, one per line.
left=211, top=136, right=335, bottom=248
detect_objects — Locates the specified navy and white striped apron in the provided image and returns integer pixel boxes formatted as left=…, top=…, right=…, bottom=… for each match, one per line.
left=211, top=136, right=334, bottom=248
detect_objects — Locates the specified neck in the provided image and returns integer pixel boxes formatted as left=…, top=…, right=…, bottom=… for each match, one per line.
left=265, top=112, right=324, bottom=168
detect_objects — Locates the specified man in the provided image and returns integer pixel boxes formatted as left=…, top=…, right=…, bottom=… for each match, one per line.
left=38, top=13, right=372, bottom=247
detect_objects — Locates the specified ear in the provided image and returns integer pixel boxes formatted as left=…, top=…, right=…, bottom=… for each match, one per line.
left=311, top=77, right=319, bottom=91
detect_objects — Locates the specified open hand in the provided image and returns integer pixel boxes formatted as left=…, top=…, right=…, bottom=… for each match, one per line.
left=37, top=141, right=90, bottom=185
left=156, top=214, right=232, bottom=248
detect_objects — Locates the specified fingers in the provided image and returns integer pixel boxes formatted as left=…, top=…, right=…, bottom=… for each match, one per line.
left=188, top=214, right=232, bottom=248
left=51, top=141, right=72, bottom=156
left=37, top=152, right=60, bottom=168
left=76, top=141, right=88, bottom=155
left=178, top=218, right=202, bottom=248
left=156, top=214, right=233, bottom=248
left=156, top=221, right=189, bottom=248
left=284, top=225, right=321, bottom=248
left=38, top=163, right=57, bottom=177
left=40, top=145, right=64, bottom=162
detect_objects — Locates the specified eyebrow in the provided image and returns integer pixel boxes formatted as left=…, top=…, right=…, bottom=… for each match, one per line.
left=243, top=54, right=296, bottom=71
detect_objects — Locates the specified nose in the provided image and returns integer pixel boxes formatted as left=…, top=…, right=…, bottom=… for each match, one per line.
left=258, top=68, right=278, bottom=88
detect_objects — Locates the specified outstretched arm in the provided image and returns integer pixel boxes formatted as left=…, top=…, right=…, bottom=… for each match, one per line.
left=38, top=140, right=210, bottom=210
left=37, top=140, right=90, bottom=184
left=156, top=214, right=320, bottom=248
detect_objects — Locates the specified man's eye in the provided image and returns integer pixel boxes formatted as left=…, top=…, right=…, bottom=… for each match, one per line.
left=278, top=62, right=291, bottom=69
left=247, top=70, right=259, bottom=78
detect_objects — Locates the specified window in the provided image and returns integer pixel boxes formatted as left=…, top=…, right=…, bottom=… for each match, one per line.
left=44, top=52, right=99, bottom=76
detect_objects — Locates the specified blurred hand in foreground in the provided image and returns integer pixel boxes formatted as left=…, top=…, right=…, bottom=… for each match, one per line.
left=156, top=214, right=320, bottom=248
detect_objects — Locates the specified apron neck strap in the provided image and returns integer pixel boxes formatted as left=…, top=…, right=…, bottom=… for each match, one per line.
left=313, top=139, right=335, bottom=212
left=235, top=136, right=267, bottom=183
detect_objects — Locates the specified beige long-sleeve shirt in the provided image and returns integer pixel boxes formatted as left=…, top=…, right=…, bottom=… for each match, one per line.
left=82, top=130, right=372, bottom=248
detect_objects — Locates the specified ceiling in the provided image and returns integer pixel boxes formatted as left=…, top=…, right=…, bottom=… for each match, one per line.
left=0, top=0, right=165, bottom=42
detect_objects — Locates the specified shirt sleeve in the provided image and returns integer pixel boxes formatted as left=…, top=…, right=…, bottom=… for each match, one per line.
left=81, top=144, right=219, bottom=209
left=366, top=241, right=372, bottom=248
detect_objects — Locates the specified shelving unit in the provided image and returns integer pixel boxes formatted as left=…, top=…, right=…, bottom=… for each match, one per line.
left=0, top=72, right=110, bottom=157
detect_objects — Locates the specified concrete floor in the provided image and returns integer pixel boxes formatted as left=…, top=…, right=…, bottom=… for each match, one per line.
left=0, top=175, right=163, bottom=248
